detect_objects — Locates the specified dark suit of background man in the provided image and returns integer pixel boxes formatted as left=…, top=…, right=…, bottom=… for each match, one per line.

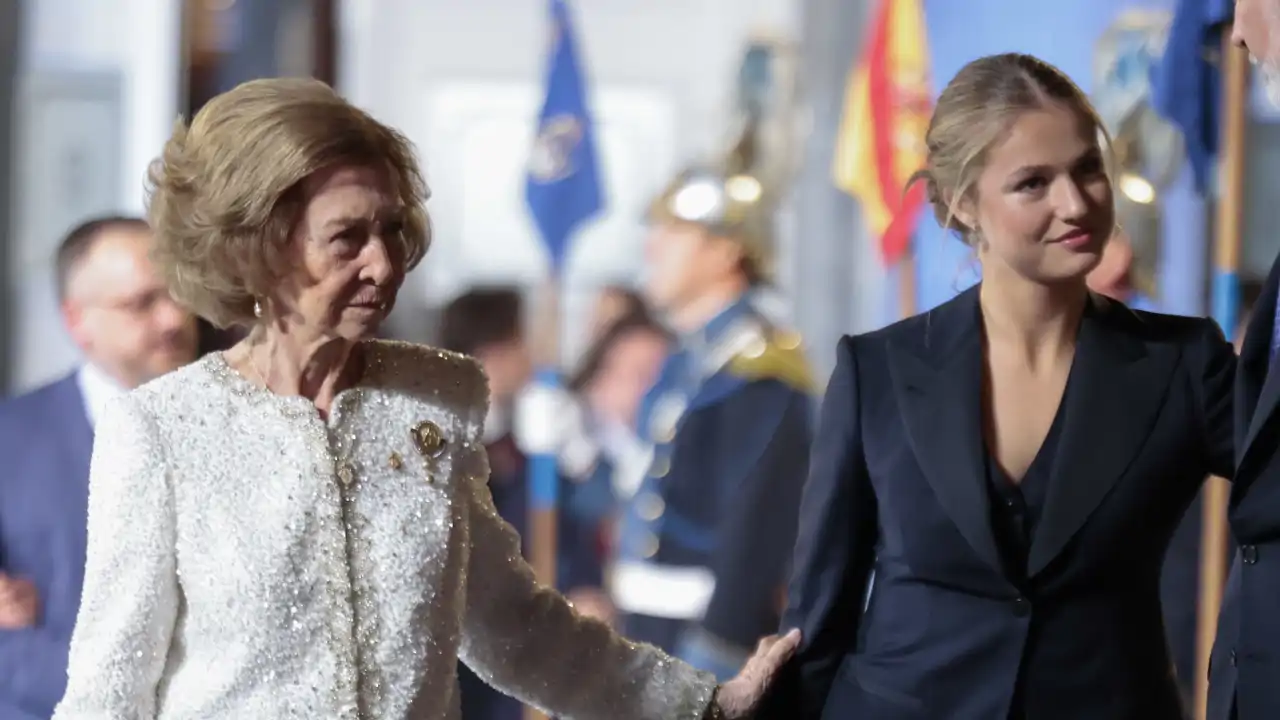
left=0, top=217, right=198, bottom=720
left=1210, top=253, right=1280, bottom=720
left=1210, top=3, right=1280, bottom=719
left=615, top=161, right=813, bottom=681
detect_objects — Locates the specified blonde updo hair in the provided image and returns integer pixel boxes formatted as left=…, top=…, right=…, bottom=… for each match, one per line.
left=908, top=53, right=1112, bottom=245
left=147, top=77, right=431, bottom=328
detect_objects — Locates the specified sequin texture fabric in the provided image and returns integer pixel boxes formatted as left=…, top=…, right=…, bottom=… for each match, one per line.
left=53, top=340, right=717, bottom=720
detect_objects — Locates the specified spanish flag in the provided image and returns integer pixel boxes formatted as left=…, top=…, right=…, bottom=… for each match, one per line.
left=832, top=0, right=932, bottom=266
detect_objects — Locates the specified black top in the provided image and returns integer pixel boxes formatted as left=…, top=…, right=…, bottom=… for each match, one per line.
left=985, top=397, right=1067, bottom=587
left=985, top=394, right=1068, bottom=720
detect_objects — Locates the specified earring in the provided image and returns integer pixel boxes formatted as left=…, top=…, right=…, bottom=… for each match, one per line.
left=253, top=298, right=263, bottom=319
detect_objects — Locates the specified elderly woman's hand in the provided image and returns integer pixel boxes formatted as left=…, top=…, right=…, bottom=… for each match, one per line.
left=710, top=629, right=800, bottom=719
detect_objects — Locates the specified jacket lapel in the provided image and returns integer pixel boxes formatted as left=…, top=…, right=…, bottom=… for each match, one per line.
left=48, top=373, right=94, bottom=488
left=1237, top=258, right=1280, bottom=481
left=1027, top=297, right=1177, bottom=577
left=889, top=287, right=1004, bottom=575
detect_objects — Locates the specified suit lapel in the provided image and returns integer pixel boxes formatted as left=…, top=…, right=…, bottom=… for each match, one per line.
left=1237, top=258, right=1280, bottom=480
left=52, top=375, right=95, bottom=499
left=889, top=287, right=1004, bottom=575
left=1027, top=297, right=1176, bottom=577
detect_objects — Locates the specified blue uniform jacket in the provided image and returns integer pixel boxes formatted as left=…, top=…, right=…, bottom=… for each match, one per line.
left=614, top=297, right=813, bottom=680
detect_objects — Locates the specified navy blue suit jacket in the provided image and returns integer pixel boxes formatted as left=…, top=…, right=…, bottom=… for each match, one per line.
left=0, top=374, right=93, bottom=720
left=1210, top=251, right=1280, bottom=720
left=773, top=287, right=1234, bottom=720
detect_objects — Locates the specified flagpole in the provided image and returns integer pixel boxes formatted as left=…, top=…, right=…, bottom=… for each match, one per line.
left=523, top=2, right=603, bottom=718
left=1194, top=29, right=1248, bottom=720
left=525, top=280, right=561, bottom=720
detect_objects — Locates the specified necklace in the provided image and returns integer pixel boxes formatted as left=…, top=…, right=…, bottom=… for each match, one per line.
left=245, top=347, right=272, bottom=392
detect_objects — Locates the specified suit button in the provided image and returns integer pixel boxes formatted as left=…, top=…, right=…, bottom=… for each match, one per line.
left=1231, top=649, right=1238, bottom=667
left=1012, top=596, right=1031, bottom=617
left=1243, top=545, right=1259, bottom=564
left=641, top=533, right=660, bottom=558
left=650, top=456, right=671, bottom=477
left=637, top=493, right=665, bottom=520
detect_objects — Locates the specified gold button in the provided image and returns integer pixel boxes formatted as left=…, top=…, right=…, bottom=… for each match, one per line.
left=388, top=452, right=403, bottom=470
left=411, top=420, right=447, bottom=457
left=641, top=533, right=660, bottom=558
left=638, top=493, right=665, bottom=521
left=650, top=456, right=670, bottom=477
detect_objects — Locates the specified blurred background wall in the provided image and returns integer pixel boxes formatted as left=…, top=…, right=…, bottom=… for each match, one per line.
left=3, top=0, right=1275, bottom=390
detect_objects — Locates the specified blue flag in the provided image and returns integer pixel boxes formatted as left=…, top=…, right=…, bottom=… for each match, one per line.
left=526, top=0, right=604, bottom=270
left=1151, top=0, right=1234, bottom=192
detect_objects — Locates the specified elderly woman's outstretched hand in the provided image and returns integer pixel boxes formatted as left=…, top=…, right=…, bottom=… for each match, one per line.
left=711, top=629, right=801, bottom=719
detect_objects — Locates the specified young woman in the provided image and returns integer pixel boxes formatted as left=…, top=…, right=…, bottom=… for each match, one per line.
left=778, top=53, right=1234, bottom=720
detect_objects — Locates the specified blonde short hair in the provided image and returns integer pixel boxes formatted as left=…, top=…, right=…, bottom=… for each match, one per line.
left=908, top=53, right=1112, bottom=245
left=147, top=77, right=431, bottom=328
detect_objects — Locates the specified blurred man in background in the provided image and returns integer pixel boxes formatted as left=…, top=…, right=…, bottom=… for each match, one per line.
left=613, top=163, right=813, bottom=680
left=0, top=216, right=197, bottom=719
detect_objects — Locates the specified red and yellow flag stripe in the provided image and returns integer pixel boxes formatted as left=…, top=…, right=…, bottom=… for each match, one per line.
left=832, top=0, right=933, bottom=266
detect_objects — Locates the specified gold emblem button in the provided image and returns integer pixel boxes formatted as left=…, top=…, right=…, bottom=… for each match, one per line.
left=411, top=421, right=446, bottom=457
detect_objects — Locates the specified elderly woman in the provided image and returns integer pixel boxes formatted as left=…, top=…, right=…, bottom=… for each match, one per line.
left=52, top=78, right=795, bottom=720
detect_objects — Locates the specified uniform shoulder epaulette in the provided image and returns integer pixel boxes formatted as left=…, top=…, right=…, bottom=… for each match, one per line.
left=726, top=328, right=813, bottom=393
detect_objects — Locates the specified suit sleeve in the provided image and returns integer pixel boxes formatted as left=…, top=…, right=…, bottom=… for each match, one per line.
left=1191, top=317, right=1236, bottom=480
left=53, top=396, right=180, bottom=720
left=0, top=415, right=72, bottom=717
left=672, top=379, right=811, bottom=679
left=0, top=623, right=70, bottom=717
left=771, top=336, right=878, bottom=719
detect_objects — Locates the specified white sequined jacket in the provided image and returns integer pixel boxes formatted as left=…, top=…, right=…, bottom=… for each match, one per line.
left=53, top=341, right=717, bottom=720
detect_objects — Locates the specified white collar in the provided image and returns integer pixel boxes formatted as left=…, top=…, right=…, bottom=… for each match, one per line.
left=76, top=363, right=128, bottom=429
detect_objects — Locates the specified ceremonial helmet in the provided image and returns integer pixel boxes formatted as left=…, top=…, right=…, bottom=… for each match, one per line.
left=646, top=136, right=776, bottom=277
left=646, top=37, right=801, bottom=281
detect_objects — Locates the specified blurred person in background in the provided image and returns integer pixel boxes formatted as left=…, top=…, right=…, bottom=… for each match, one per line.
left=53, top=77, right=795, bottom=720
left=563, top=309, right=673, bottom=599
left=439, top=287, right=612, bottom=720
left=567, top=308, right=672, bottom=511
left=1085, top=227, right=1156, bottom=310
left=775, top=53, right=1233, bottom=719
left=0, top=216, right=197, bottom=720
left=616, top=151, right=813, bottom=681
left=586, top=285, right=645, bottom=342
left=1212, top=4, right=1280, bottom=718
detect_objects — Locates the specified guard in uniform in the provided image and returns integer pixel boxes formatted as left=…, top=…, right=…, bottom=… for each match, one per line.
left=612, top=154, right=813, bottom=681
